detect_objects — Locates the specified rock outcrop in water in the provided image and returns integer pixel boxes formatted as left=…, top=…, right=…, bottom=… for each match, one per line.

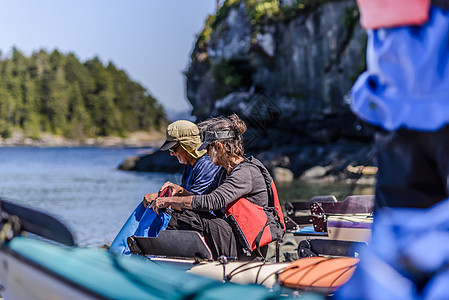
left=182, top=0, right=374, bottom=179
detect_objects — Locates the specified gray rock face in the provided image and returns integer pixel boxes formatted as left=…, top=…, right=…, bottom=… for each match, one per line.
left=208, top=4, right=252, bottom=61
left=186, top=1, right=373, bottom=177
left=118, top=150, right=184, bottom=173
left=273, top=167, right=294, bottom=183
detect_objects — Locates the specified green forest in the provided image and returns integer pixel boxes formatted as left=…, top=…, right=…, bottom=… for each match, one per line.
left=0, top=48, right=166, bottom=140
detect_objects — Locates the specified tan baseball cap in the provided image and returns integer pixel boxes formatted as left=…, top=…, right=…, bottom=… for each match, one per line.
left=160, top=120, right=206, bottom=159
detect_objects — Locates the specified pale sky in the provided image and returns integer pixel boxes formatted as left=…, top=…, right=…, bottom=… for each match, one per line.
left=0, top=1, right=216, bottom=113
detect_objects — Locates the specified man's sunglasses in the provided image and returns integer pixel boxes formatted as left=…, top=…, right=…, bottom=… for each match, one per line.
left=169, top=143, right=180, bottom=154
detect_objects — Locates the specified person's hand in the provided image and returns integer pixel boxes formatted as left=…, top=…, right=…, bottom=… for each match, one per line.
left=159, top=182, right=184, bottom=196
left=150, top=197, right=171, bottom=214
left=143, top=193, right=157, bottom=209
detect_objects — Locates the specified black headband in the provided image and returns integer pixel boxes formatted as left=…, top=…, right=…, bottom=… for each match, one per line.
left=198, top=130, right=235, bottom=151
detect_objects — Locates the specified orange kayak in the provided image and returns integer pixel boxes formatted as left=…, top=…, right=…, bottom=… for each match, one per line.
left=279, top=256, right=359, bottom=292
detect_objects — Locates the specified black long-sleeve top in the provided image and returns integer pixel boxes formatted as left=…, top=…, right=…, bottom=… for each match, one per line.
left=192, top=158, right=268, bottom=211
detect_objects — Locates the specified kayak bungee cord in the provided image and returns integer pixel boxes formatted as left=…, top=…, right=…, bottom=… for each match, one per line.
left=324, top=263, right=358, bottom=294
left=295, top=258, right=331, bottom=292
left=259, top=268, right=288, bottom=286
left=221, top=258, right=272, bottom=284
left=224, top=260, right=257, bottom=281
left=304, top=261, right=358, bottom=294
left=255, top=260, right=264, bottom=284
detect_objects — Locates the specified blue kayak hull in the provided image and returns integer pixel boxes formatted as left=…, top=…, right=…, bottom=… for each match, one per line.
left=0, top=237, right=289, bottom=300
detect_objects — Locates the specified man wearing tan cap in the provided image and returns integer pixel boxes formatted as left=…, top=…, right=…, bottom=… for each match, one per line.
left=146, top=120, right=219, bottom=204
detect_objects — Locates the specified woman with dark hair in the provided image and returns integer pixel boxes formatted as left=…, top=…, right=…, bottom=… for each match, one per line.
left=151, top=114, right=285, bottom=260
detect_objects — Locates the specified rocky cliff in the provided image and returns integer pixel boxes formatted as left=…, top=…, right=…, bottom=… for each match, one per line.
left=184, top=0, right=374, bottom=179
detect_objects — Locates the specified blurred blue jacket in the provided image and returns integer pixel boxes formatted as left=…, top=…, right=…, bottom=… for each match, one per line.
left=351, top=6, right=449, bottom=131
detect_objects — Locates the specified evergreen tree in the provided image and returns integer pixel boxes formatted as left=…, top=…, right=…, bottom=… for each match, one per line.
left=0, top=48, right=167, bottom=139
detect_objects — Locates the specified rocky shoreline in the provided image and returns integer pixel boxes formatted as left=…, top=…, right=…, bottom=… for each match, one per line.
left=2, top=130, right=376, bottom=185
left=118, top=138, right=377, bottom=185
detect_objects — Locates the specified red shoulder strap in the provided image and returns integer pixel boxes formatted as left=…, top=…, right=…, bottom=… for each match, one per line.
left=242, top=156, right=285, bottom=230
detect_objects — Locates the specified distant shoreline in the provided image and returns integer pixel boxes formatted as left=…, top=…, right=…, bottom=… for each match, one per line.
left=0, top=130, right=165, bottom=149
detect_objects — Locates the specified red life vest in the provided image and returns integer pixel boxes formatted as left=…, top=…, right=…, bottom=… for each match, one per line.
left=225, top=157, right=285, bottom=254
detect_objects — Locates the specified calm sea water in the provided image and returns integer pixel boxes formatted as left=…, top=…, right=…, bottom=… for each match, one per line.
left=0, top=147, right=375, bottom=247
left=0, top=147, right=179, bottom=247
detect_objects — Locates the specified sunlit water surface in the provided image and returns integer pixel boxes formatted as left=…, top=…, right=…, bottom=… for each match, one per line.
left=0, top=147, right=179, bottom=247
left=0, top=147, right=375, bottom=247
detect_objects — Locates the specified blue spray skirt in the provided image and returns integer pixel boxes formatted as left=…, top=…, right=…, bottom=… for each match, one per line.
left=109, top=203, right=171, bottom=255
